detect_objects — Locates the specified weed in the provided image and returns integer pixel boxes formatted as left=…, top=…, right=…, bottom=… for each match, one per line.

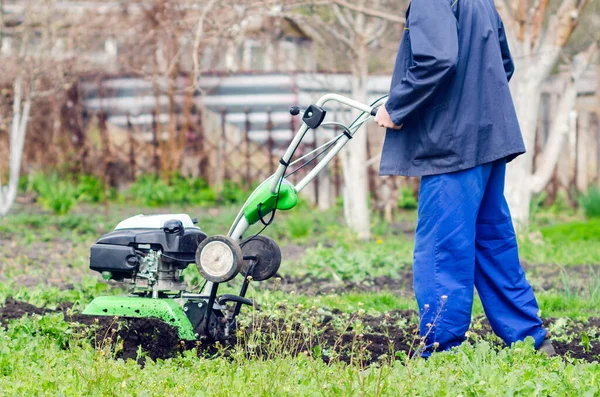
left=397, top=186, right=418, bottom=210
left=33, top=173, right=80, bottom=215
left=579, top=186, right=600, bottom=219
left=77, top=175, right=114, bottom=204
left=285, top=213, right=314, bottom=239
left=125, top=174, right=220, bottom=207
left=221, top=180, right=250, bottom=204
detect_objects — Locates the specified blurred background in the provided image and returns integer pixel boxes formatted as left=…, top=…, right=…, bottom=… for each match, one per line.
left=0, top=0, right=598, bottom=237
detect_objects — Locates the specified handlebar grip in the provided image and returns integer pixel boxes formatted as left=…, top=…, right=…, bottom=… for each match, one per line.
left=370, top=107, right=378, bottom=117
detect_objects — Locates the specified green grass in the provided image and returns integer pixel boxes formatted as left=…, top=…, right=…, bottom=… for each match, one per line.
left=579, top=187, right=600, bottom=218
left=2, top=203, right=600, bottom=395
left=297, top=238, right=413, bottom=281
left=519, top=218, right=600, bottom=265
left=540, top=218, right=600, bottom=243
left=0, top=315, right=599, bottom=396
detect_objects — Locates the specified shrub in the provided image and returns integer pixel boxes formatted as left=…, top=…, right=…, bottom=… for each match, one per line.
left=398, top=186, right=418, bottom=210
left=285, top=213, right=314, bottom=239
left=33, top=173, right=80, bottom=215
left=548, top=190, right=575, bottom=216
left=540, top=218, right=600, bottom=243
left=221, top=180, right=251, bottom=204
left=76, top=174, right=113, bottom=203
left=126, top=175, right=172, bottom=207
left=579, top=187, right=600, bottom=219
left=126, top=174, right=219, bottom=207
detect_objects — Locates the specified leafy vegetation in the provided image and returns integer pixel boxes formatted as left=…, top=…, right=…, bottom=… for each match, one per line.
left=0, top=308, right=599, bottom=396
left=125, top=174, right=219, bottom=207
left=397, top=186, right=418, bottom=210
left=540, top=218, right=600, bottom=243
left=22, top=172, right=253, bottom=214
left=32, top=173, right=81, bottom=215
left=579, top=186, right=600, bottom=219
left=2, top=200, right=600, bottom=395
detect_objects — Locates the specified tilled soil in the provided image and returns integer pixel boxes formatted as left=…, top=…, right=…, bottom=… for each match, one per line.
left=0, top=298, right=179, bottom=362
left=2, top=298, right=599, bottom=365
left=266, top=274, right=415, bottom=296
left=262, top=262, right=600, bottom=297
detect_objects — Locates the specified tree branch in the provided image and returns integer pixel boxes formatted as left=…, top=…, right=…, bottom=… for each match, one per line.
left=330, top=0, right=405, bottom=24
left=529, top=0, right=548, bottom=49
left=531, top=43, right=598, bottom=193
left=332, top=4, right=355, bottom=38
left=533, top=0, right=582, bottom=85
left=192, top=0, right=218, bottom=89
left=515, top=0, right=529, bottom=41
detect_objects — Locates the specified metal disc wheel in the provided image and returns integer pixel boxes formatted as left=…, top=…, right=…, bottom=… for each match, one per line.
left=196, top=235, right=243, bottom=283
left=240, top=235, right=281, bottom=281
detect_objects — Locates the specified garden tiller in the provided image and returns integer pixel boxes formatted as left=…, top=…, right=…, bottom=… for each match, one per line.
left=83, top=93, right=387, bottom=341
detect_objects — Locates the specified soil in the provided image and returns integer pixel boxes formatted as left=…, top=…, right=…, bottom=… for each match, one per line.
left=0, top=298, right=180, bottom=363
left=2, top=299, right=599, bottom=366
left=267, top=274, right=415, bottom=296
left=258, top=262, right=600, bottom=297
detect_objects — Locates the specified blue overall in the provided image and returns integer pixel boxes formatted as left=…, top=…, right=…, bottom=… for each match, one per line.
left=379, top=0, right=547, bottom=355
left=415, top=160, right=546, bottom=356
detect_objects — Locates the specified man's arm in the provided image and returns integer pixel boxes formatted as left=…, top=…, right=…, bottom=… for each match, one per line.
left=385, top=0, right=459, bottom=126
left=498, top=20, right=515, bottom=82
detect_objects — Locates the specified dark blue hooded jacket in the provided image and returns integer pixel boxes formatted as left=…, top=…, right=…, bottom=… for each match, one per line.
left=379, top=0, right=525, bottom=177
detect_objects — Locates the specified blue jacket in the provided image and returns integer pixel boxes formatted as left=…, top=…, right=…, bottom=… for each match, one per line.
left=379, top=0, right=525, bottom=177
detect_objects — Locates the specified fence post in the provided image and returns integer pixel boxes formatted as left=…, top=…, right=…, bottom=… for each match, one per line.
left=126, top=112, right=136, bottom=181
left=366, top=131, right=379, bottom=206
left=151, top=110, right=160, bottom=177
left=195, top=105, right=209, bottom=182
left=214, top=108, right=226, bottom=195
left=267, top=108, right=274, bottom=176
left=244, top=108, right=252, bottom=189
left=333, top=125, right=341, bottom=200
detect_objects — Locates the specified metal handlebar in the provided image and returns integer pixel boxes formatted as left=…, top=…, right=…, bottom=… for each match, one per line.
left=226, top=93, right=386, bottom=242
left=269, top=94, right=379, bottom=194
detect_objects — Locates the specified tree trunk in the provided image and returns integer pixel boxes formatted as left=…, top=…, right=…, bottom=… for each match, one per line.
left=504, top=42, right=597, bottom=225
left=341, top=44, right=371, bottom=240
left=576, top=110, right=590, bottom=192
left=504, top=68, right=541, bottom=225
left=0, top=78, right=31, bottom=217
left=317, top=128, right=334, bottom=211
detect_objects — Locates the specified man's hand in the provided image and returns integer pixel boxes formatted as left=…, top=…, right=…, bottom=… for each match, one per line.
left=374, top=105, right=403, bottom=130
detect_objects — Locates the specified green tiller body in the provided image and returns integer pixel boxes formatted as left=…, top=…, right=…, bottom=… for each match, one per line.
left=83, top=94, right=385, bottom=340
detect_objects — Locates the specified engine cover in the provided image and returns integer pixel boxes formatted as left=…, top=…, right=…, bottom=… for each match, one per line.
left=90, top=214, right=208, bottom=279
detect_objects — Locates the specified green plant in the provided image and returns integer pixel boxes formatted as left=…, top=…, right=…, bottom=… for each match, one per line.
left=398, top=186, right=418, bottom=210
left=300, top=238, right=413, bottom=282
left=221, top=180, right=249, bottom=204
left=285, top=213, right=314, bottom=239
left=126, top=174, right=171, bottom=207
left=76, top=175, right=113, bottom=203
left=579, top=186, right=600, bottom=219
left=33, top=173, right=80, bottom=215
left=548, top=190, right=575, bottom=216
left=529, top=191, right=548, bottom=221
left=540, top=219, right=600, bottom=243
left=126, top=174, right=220, bottom=207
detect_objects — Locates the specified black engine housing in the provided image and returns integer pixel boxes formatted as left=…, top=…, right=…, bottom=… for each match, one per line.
left=90, top=223, right=207, bottom=280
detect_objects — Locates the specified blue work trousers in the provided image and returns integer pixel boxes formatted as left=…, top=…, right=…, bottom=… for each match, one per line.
left=414, top=159, right=546, bottom=356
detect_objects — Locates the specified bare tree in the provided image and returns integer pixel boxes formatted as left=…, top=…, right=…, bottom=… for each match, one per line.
left=497, top=0, right=599, bottom=224
left=0, top=78, right=30, bottom=217
left=111, top=0, right=255, bottom=182
left=0, top=0, right=77, bottom=217
left=283, top=0, right=403, bottom=240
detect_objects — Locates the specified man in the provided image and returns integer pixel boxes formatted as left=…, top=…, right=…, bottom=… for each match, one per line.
left=374, top=0, right=554, bottom=357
